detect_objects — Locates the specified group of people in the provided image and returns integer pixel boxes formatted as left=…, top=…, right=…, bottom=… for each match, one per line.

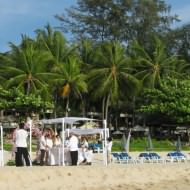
left=12, top=122, right=112, bottom=166
left=38, top=128, right=61, bottom=166
left=67, top=134, right=113, bottom=165
left=66, top=133, right=93, bottom=166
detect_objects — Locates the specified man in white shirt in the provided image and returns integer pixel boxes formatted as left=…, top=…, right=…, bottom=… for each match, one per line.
left=15, top=122, right=30, bottom=166
left=68, top=133, right=79, bottom=165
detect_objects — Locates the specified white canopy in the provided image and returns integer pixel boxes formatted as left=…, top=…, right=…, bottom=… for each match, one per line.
left=39, top=117, right=108, bottom=166
left=65, top=128, right=106, bottom=136
left=40, top=117, right=96, bottom=125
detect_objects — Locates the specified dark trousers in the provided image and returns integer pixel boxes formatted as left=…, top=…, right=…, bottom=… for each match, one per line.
left=40, top=149, right=46, bottom=166
left=16, top=147, right=30, bottom=167
left=70, top=151, right=78, bottom=165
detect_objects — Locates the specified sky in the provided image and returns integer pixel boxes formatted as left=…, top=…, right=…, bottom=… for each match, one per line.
left=0, top=0, right=190, bottom=53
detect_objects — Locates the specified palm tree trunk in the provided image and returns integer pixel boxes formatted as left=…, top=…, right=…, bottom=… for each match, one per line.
left=24, top=80, right=31, bottom=95
left=105, top=94, right=110, bottom=123
left=81, top=99, right=86, bottom=117
left=0, top=110, right=4, bottom=121
left=102, top=96, right=105, bottom=120
left=65, top=96, right=70, bottom=117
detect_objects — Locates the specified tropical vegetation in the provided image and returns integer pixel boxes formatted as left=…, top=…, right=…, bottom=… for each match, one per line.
left=0, top=0, right=190, bottom=142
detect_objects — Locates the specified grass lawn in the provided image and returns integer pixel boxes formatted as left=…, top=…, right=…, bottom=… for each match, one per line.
left=112, top=137, right=190, bottom=152
left=2, top=137, right=190, bottom=152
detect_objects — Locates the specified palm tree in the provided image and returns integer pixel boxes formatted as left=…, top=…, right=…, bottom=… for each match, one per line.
left=78, top=39, right=97, bottom=115
left=36, top=24, right=77, bottom=70
left=88, top=41, right=139, bottom=122
left=54, top=56, right=87, bottom=116
left=132, top=36, right=178, bottom=89
left=36, top=25, right=80, bottom=117
left=0, top=36, right=54, bottom=97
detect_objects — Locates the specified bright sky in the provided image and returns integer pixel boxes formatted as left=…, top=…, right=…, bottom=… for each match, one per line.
left=0, top=0, right=189, bottom=53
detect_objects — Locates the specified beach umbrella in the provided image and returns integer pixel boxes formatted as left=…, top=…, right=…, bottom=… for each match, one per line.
left=146, top=131, right=153, bottom=151
left=121, top=129, right=131, bottom=152
left=121, top=134, right=127, bottom=150
left=113, top=130, right=124, bottom=135
left=125, top=129, right=131, bottom=153
left=176, top=135, right=182, bottom=152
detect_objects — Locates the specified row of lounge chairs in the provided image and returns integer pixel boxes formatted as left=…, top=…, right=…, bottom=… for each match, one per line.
left=112, top=151, right=188, bottom=164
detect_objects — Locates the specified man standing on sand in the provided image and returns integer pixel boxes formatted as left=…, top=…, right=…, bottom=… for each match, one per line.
left=68, top=133, right=79, bottom=165
left=15, top=122, right=30, bottom=167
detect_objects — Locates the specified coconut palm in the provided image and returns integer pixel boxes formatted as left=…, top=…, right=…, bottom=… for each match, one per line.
left=54, top=56, right=87, bottom=116
left=36, top=25, right=80, bottom=116
left=88, top=41, right=139, bottom=121
left=132, top=36, right=179, bottom=89
left=36, top=24, right=77, bottom=70
left=0, top=36, right=54, bottom=98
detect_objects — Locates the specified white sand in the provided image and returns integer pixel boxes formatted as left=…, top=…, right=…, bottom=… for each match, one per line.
left=0, top=163, right=190, bottom=190
left=1, top=151, right=190, bottom=190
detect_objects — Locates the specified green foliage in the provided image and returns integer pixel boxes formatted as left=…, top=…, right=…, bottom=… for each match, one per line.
left=166, top=23, right=190, bottom=63
left=57, top=0, right=178, bottom=45
left=138, top=78, right=190, bottom=123
left=0, top=87, right=53, bottom=113
left=131, top=36, right=178, bottom=89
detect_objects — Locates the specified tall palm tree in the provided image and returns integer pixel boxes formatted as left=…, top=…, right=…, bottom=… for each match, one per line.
left=77, top=39, right=97, bottom=115
left=132, top=36, right=178, bottom=89
left=36, top=25, right=80, bottom=117
left=54, top=57, right=87, bottom=116
left=88, top=41, right=139, bottom=122
left=36, top=24, right=77, bottom=70
left=0, top=36, right=54, bottom=98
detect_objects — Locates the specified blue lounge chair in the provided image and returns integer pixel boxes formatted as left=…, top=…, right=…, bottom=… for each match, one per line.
left=149, top=152, right=165, bottom=163
left=112, top=152, right=122, bottom=163
left=120, top=152, right=135, bottom=163
left=138, top=152, right=151, bottom=163
left=167, top=151, right=186, bottom=162
left=89, top=143, right=103, bottom=153
left=112, top=152, right=136, bottom=164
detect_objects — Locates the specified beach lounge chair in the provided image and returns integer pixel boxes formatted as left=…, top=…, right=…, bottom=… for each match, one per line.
left=148, top=152, right=165, bottom=163
left=166, top=151, right=186, bottom=163
left=138, top=152, right=151, bottom=163
left=89, top=143, right=103, bottom=153
left=112, top=152, right=136, bottom=164
left=120, top=152, right=137, bottom=164
left=112, top=152, right=122, bottom=163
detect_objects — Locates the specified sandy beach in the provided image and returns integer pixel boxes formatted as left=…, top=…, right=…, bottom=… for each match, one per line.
left=0, top=163, right=190, bottom=190
left=1, top=151, right=190, bottom=190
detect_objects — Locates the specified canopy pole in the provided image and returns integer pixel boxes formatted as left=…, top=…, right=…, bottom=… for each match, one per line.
left=103, top=119, right=107, bottom=166
left=0, top=125, right=4, bottom=166
left=27, top=118, right=32, bottom=166
left=62, top=118, right=65, bottom=166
